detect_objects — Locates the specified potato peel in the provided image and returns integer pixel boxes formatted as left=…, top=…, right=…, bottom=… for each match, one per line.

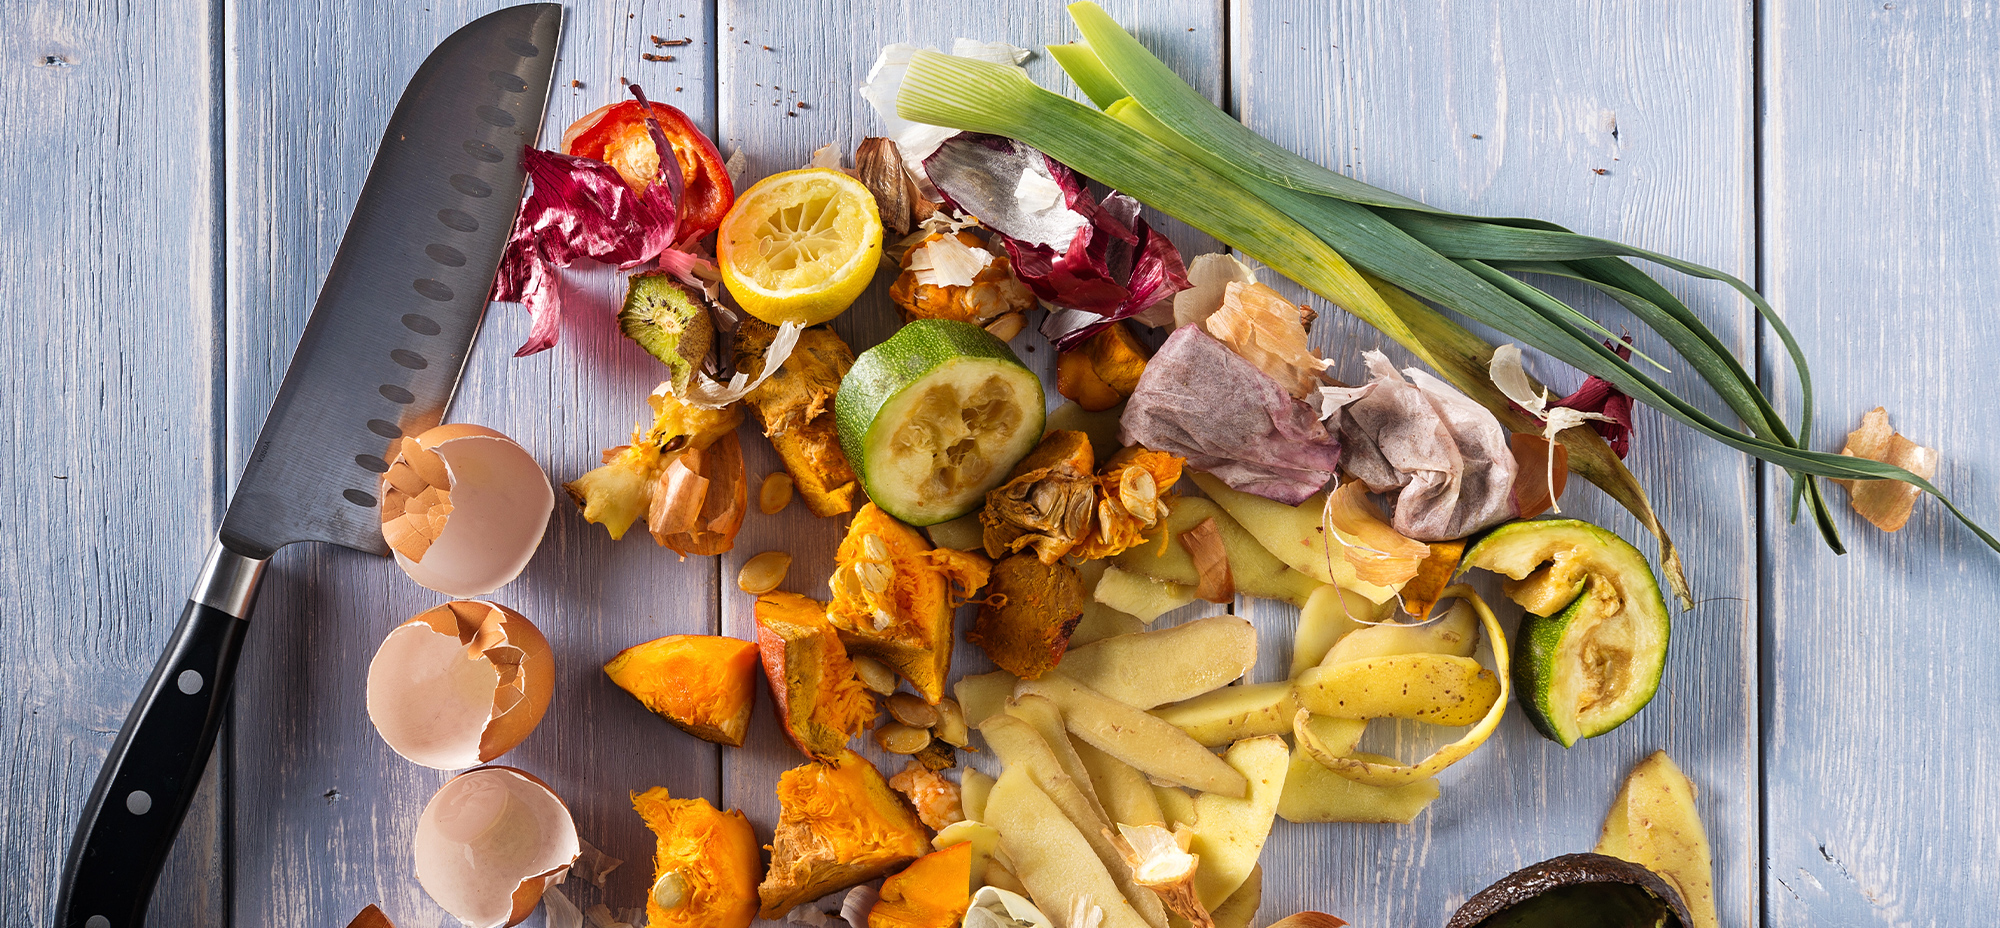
left=1294, top=653, right=1499, bottom=725
left=1296, top=585, right=1511, bottom=787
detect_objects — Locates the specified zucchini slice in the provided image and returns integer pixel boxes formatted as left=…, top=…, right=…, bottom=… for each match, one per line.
left=1462, top=519, right=1670, bottom=747
left=836, top=319, right=1045, bottom=525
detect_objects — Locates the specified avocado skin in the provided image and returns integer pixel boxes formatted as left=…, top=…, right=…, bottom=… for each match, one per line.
left=1446, top=852, right=1692, bottom=928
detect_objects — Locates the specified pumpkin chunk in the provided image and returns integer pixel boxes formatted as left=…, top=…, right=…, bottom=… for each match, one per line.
left=869, top=842, right=975, bottom=928
left=631, top=787, right=761, bottom=928
left=758, top=749, right=931, bottom=919
left=967, top=555, right=1084, bottom=680
left=604, top=635, right=759, bottom=747
left=828, top=504, right=990, bottom=702
left=755, top=592, right=875, bottom=759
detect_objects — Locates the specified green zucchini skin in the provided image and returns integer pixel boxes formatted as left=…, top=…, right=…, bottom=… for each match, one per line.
left=836, top=319, right=1045, bottom=525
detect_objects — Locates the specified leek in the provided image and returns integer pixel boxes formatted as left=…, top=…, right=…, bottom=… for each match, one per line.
left=892, top=8, right=2000, bottom=576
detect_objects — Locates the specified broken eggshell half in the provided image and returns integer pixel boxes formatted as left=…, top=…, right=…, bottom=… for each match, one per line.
left=367, top=601, right=554, bottom=769
left=381, top=423, right=554, bottom=597
left=415, top=766, right=581, bottom=928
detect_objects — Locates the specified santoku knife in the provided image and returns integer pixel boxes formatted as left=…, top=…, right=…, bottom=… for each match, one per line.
left=56, top=6, right=562, bottom=925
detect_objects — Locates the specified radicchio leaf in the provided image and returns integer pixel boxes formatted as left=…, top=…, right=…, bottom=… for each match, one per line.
left=1548, top=338, right=1637, bottom=458
left=1120, top=326, right=1340, bottom=505
left=924, top=134, right=1189, bottom=349
left=491, top=85, right=709, bottom=357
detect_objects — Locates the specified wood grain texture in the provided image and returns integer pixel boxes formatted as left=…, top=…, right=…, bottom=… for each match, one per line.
left=1233, top=1, right=1760, bottom=924
left=1760, top=1, right=2000, bottom=923
left=224, top=3, right=721, bottom=925
left=13, top=1, right=1998, bottom=925
left=0, top=0, right=226, bottom=923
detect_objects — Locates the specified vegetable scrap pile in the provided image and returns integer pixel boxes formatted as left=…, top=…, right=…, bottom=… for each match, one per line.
left=345, top=7, right=1979, bottom=928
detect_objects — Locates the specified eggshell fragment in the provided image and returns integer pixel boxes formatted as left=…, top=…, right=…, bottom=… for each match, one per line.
left=382, top=423, right=554, bottom=597
left=415, top=766, right=581, bottom=928
left=367, top=601, right=554, bottom=769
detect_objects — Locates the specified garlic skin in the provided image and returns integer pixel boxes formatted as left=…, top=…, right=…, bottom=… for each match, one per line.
left=414, top=766, right=580, bottom=928
left=382, top=423, right=554, bottom=597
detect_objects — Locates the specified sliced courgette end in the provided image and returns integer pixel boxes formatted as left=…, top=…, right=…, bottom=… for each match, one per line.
left=619, top=272, right=714, bottom=394
left=836, top=319, right=1046, bottom=526
left=1465, top=518, right=1672, bottom=747
left=1514, top=578, right=1590, bottom=747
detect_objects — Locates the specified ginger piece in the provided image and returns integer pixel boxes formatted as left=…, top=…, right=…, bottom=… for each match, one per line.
left=967, top=555, right=1084, bottom=681
left=1832, top=406, right=1939, bottom=532
left=566, top=391, right=744, bottom=540
left=735, top=320, right=860, bottom=517
left=869, top=843, right=974, bottom=928
left=828, top=504, right=991, bottom=703
left=890, top=231, right=1035, bottom=326
left=1071, top=448, right=1184, bottom=561
left=888, top=760, right=965, bottom=832
left=603, top=635, right=759, bottom=747
left=980, top=430, right=1098, bottom=564
left=631, top=787, right=760, bottom=928
left=755, top=592, right=875, bottom=759
left=1056, top=322, right=1151, bottom=412
left=758, top=750, right=931, bottom=919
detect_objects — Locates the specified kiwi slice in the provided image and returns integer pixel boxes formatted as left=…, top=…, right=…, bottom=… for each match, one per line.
left=619, top=271, right=714, bottom=394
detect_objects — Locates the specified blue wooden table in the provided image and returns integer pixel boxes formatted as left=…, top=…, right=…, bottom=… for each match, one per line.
left=5, top=1, right=1996, bottom=925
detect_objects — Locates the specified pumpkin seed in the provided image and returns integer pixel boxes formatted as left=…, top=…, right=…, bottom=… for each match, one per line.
left=852, top=656, right=900, bottom=695
left=887, top=692, right=940, bottom=728
left=933, top=698, right=969, bottom=747
left=875, top=722, right=933, bottom=755
left=736, top=551, right=792, bottom=594
left=758, top=472, right=794, bottom=515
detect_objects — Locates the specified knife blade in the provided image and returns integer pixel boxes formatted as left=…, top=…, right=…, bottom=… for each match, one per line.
left=56, top=6, right=561, bottom=926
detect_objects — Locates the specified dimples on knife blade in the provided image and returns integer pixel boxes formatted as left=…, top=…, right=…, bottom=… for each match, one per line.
left=219, top=6, right=560, bottom=559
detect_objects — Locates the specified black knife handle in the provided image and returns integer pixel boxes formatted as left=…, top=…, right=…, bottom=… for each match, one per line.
left=56, top=543, right=266, bottom=928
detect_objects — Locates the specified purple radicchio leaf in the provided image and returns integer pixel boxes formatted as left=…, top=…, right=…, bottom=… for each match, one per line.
left=1550, top=337, right=1637, bottom=458
left=1119, top=326, right=1340, bottom=505
left=491, top=85, right=706, bottom=357
left=924, top=134, right=1189, bottom=349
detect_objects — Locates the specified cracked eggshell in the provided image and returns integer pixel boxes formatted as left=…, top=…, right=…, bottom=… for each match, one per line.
left=367, top=601, right=554, bottom=769
left=381, top=423, right=554, bottom=597
left=415, top=766, right=581, bottom=928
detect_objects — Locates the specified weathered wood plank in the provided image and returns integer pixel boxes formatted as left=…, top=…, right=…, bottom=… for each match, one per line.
left=0, top=0, right=225, bottom=923
left=1760, top=2, right=2000, bottom=923
left=710, top=3, right=1222, bottom=923
left=1235, top=1, right=1760, bottom=924
left=224, top=3, right=721, bottom=925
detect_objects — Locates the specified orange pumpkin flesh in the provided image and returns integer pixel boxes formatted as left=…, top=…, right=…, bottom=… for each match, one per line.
left=827, top=504, right=990, bottom=703
left=630, top=787, right=760, bottom=928
left=603, top=635, right=759, bottom=747
left=755, top=592, right=875, bottom=759
left=758, top=749, right=931, bottom=919
left=869, top=842, right=974, bottom=928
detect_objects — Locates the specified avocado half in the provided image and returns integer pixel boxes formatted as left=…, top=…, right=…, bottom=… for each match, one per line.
left=1446, top=852, right=1693, bottom=928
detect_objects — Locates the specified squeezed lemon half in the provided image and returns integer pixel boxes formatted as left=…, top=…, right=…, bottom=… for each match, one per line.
left=717, top=168, right=883, bottom=325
